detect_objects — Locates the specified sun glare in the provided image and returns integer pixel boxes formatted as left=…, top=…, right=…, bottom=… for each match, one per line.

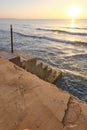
left=67, top=6, right=81, bottom=18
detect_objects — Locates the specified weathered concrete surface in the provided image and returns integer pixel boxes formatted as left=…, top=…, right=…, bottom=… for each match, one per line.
left=15, top=50, right=62, bottom=83
left=0, top=57, right=25, bottom=130
left=63, top=97, right=87, bottom=130
left=0, top=56, right=87, bottom=130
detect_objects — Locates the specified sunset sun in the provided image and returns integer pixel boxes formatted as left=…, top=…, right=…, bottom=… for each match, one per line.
left=67, top=6, right=81, bottom=18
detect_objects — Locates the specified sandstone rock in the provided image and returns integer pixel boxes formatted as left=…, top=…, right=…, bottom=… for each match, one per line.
left=0, top=56, right=87, bottom=130
left=14, top=50, right=62, bottom=83
left=0, top=56, right=66, bottom=130
left=0, top=57, right=25, bottom=130
left=63, top=97, right=87, bottom=130
left=0, top=50, right=62, bottom=83
left=24, top=59, right=62, bottom=83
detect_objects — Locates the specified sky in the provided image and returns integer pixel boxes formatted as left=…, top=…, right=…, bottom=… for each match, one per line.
left=0, top=0, right=87, bottom=19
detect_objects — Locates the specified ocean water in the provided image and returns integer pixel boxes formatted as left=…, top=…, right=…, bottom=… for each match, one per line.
left=0, top=19, right=87, bottom=101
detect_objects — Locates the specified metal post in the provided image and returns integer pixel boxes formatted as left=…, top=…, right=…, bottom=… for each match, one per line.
left=10, top=24, right=13, bottom=53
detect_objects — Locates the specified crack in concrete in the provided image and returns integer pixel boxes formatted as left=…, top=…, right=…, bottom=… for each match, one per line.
left=62, top=96, right=81, bottom=128
left=62, top=96, right=72, bottom=128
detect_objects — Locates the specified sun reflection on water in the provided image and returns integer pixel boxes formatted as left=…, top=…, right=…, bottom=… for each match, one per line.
left=70, top=19, right=76, bottom=29
left=69, top=19, right=77, bottom=42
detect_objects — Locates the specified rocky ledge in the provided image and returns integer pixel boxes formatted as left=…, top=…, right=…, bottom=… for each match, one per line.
left=0, top=56, right=87, bottom=130
left=0, top=49, right=62, bottom=83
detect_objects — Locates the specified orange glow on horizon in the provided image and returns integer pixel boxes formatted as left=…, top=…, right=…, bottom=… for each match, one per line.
left=0, top=0, right=86, bottom=19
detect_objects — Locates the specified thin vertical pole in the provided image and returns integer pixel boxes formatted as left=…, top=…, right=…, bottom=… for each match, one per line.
left=10, top=24, right=13, bottom=53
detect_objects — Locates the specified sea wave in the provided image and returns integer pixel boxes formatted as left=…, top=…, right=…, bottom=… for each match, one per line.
left=64, top=53, right=87, bottom=59
left=0, top=29, right=87, bottom=46
left=65, top=27, right=87, bottom=30
left=14, top=31, right=87, bottom=46
left=62, top=69, right=87, bottom=80
left=0, top=29, right=9, bottom=33
left=36, top=28, right=87, bottom=36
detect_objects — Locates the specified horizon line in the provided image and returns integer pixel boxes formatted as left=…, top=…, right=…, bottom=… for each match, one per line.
left=0, top=18, right=87, bottom=20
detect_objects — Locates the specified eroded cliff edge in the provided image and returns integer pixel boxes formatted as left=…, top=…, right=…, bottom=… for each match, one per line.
left=0, top=56, right=87, bottom=130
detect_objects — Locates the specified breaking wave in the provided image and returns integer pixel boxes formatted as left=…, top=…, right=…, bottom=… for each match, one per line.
left=0, top=29, right=87, bottom=46
left=15, top=31, right=87, bottom=46
left=36, top=28, right=87, bottom=36
left=65, top=27, right=87, bottom=30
